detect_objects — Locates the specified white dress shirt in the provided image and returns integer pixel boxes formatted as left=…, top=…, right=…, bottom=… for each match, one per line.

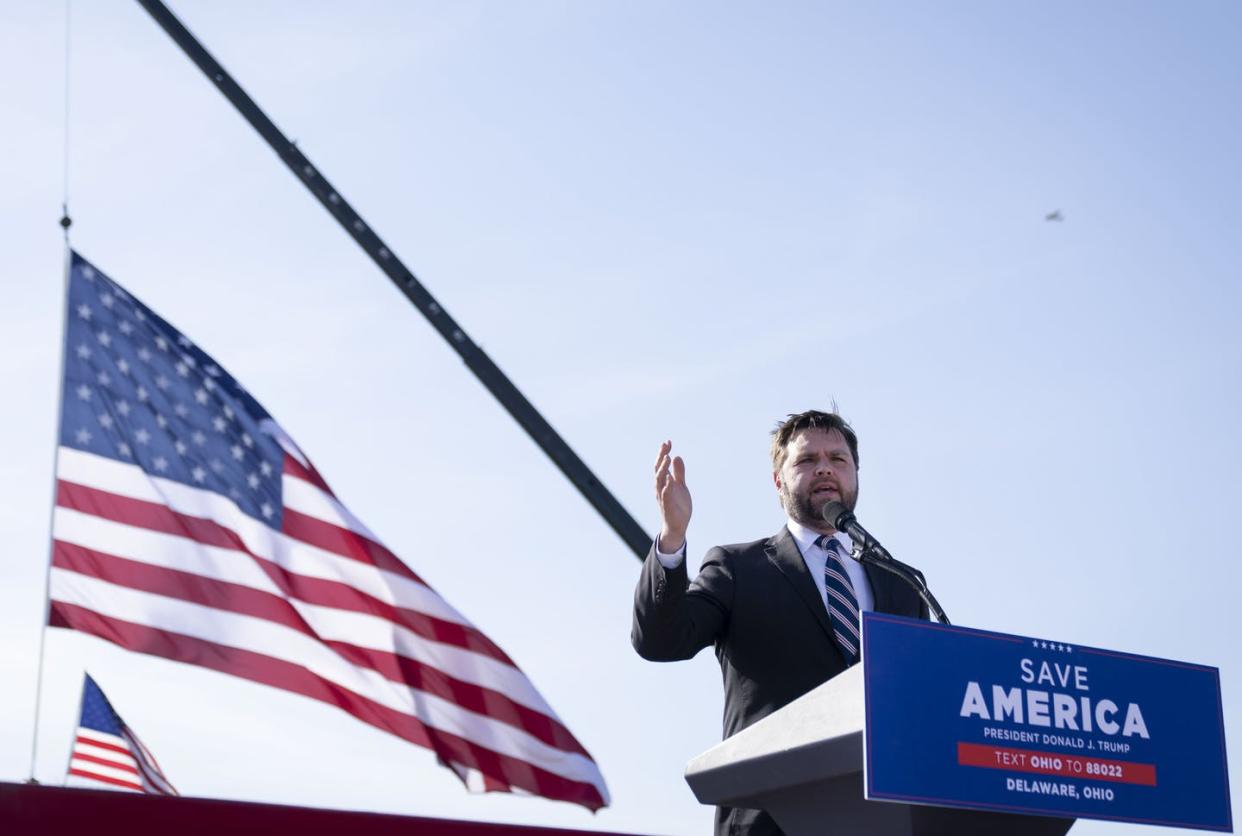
left=784, top=518, right=875, bottom=614
left=654, top=517, right=875, bottom=615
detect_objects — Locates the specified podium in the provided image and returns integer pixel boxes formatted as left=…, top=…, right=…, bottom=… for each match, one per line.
left=683, top=664, right=1074, bottom=835
left=684, top=614, right=1232, bottom=834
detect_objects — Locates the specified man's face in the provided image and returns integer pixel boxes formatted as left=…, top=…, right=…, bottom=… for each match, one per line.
left=773, top=428, right=859, bottom=530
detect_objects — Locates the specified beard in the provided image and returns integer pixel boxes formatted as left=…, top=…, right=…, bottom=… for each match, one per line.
left=780, top=481, right=858, bottom=530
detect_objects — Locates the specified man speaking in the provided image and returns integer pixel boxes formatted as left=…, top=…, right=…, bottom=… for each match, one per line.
left=632, top=410, right=930, bottom=835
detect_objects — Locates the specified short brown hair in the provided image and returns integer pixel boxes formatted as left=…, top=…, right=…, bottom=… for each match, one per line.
left=770, top=410, right=859, bottom=471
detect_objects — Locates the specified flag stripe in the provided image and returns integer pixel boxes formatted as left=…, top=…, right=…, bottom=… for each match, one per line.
left=56, top=451, right=473, bottom=631
left=50, top=569, right=601, bottom=786
left=50, top=511, right=563, bottom=724
left=279, top=468, right=387, bottom=553
left=51, top=602, right=607, bottom=810
left=70, top=750, right=140, bottom=775
left=121, top=728, right=178, bottom=796
left=68, top=766, right=143, bottom=791
left=69, top=750, right=139, bottom=775
left=52, top=540, right=588, bottom=755
left=280, top=505, right=422, bottom=585
left=281, top=448, right=334, bottom=495
left=73, top=732, right=131, bottom=757
left=56, top=475, right=515, bottom=665
left=76, top=727, right=127, bottom=746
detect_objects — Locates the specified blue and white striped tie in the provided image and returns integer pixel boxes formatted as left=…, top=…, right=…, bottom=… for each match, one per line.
left=817, top=535, right=861, bottom=665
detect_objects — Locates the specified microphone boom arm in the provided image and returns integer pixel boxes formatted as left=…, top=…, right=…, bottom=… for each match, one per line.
left=822, top=501, right=952, bottom=625
left=849, top=542, right=951, bottom=625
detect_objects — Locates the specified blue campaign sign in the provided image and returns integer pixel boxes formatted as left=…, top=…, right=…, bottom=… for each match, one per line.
left=862, top=612, right=1233, bottom=831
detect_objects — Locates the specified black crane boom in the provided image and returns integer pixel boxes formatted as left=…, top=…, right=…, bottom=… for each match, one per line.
left=135, top=0, right=650, bottom=560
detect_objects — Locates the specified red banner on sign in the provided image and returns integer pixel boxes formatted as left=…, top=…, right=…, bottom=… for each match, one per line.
left=957, top=742, right=1157, bottom=787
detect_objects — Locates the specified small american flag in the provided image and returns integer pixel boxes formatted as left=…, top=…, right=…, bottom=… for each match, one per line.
left=66, top=673, right=177, bottom=795
left=49, top=251, right=608, bottom=809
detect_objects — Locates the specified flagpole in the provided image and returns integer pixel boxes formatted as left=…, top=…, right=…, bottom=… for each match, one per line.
left=32, top=1, right=76, bottom=781
left=133, top=0, right=651, bottom=560
left=30, top=245, right=75, bottom=783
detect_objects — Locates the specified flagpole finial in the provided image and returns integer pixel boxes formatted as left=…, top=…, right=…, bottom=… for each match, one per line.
left=59, top=204, right=72, bottom=237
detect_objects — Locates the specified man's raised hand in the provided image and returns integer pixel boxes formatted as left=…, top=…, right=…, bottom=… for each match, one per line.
left=654, top=440, right=692, bottom=553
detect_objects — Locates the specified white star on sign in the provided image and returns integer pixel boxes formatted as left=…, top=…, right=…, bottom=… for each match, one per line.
left=177, top=334, right=192, bottom=348
left=155, top=375, right=171, bottom=391
left=231, top=445, right=244, bottom=461
left=203, top=377, right=216, bottom=392
left=76, top=343, right=92, bottom=360
left=76, top=385, right=91, bottom=401
left=222, top=405, right=233, bottom=420
left=116, top=401, right=131, bottom=416
left=213, top=417, right=227, bottom=432
left=153, top=456, right=169, bottom=472
left=100, top=293, right=114, bottom=308
left=98, top=414, right=114, bottom=429
left=118, top=320, right=134, bottom=336
left=205, top=364, right=221, bottom=377
left=97, top=331, right=112, bottom=347
left=192, top=431, right=206, bottom=446
left=118, top=442, right=132, bottom=458
left=192, top=466, right=206, bottom=483
left=175, top=362, right=190, bottom=378
left=155, top=414, right=168, bottom=429
left=117, top=359, right=130, bottom=375
left=182, top=354, right=196, bottom=368
left=241, top=433, right=253, bottom=448
left=195, top=388, right=209, bottom=405
left=81, top=266, right=95, bottom=279
left=259, top=461, right=272, bottom=476
left=136, top=386, right=149, bottom=402
left=175, top=440, right=188, bottom=456
left=260, top=502, right=274, bottom=519
left=210, top=459, right=224, bottom=473
left=137, top=347, right=153, bottom=363
left=155, top=336, right=168, bottom=352
left=76, top=304, right=92, bottom=320
left=96, top=371, right=111, bottom=386
left=75, top=428, right=92, bottom=444
left=135, top=428, right=151, bottom=445
left=247, top=473, right=260, bottom=489
left=174, top=403, right=190, bottom=418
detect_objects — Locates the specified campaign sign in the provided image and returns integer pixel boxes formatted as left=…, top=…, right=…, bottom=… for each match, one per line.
left=862, top=612, right=1232, bottom=831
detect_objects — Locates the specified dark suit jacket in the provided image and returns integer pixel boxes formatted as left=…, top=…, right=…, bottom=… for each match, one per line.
left=632, top=526, right=929, bottom=835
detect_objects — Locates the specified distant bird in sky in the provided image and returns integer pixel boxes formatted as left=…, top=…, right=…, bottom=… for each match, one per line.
left=1045, top=210, right=1064, bottom=222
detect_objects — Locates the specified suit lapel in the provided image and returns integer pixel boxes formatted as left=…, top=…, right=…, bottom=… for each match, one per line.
left=764, top=527, right=836, bottom=642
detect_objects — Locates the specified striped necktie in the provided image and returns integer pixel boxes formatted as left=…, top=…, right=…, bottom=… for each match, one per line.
left=817, top=535, right=861, bottom=665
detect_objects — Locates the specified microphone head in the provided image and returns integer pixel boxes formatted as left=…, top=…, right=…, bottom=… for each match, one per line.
left=821, top=501, right=852, bottom=529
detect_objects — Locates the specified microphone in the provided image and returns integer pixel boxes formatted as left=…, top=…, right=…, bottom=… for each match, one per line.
left=820, top=500, right=951, bottom=625
left=820, top=501, right=893, bottom=563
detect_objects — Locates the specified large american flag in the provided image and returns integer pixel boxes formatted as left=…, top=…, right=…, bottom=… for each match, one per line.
left=50, top=251, right=609, bottom=810
left=66, top=673, right=177, bottom=795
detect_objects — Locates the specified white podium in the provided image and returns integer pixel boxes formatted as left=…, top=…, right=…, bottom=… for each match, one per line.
left=684, top=665, right=1075, bottom=835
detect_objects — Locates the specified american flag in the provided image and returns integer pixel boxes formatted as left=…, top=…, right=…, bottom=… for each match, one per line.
left=66, top=673, right=177, bottom=795
left=50, top=251, right=609, bottom=810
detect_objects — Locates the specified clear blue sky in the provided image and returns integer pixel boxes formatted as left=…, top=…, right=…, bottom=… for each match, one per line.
left=2, top=2, right=1239, bottom=833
